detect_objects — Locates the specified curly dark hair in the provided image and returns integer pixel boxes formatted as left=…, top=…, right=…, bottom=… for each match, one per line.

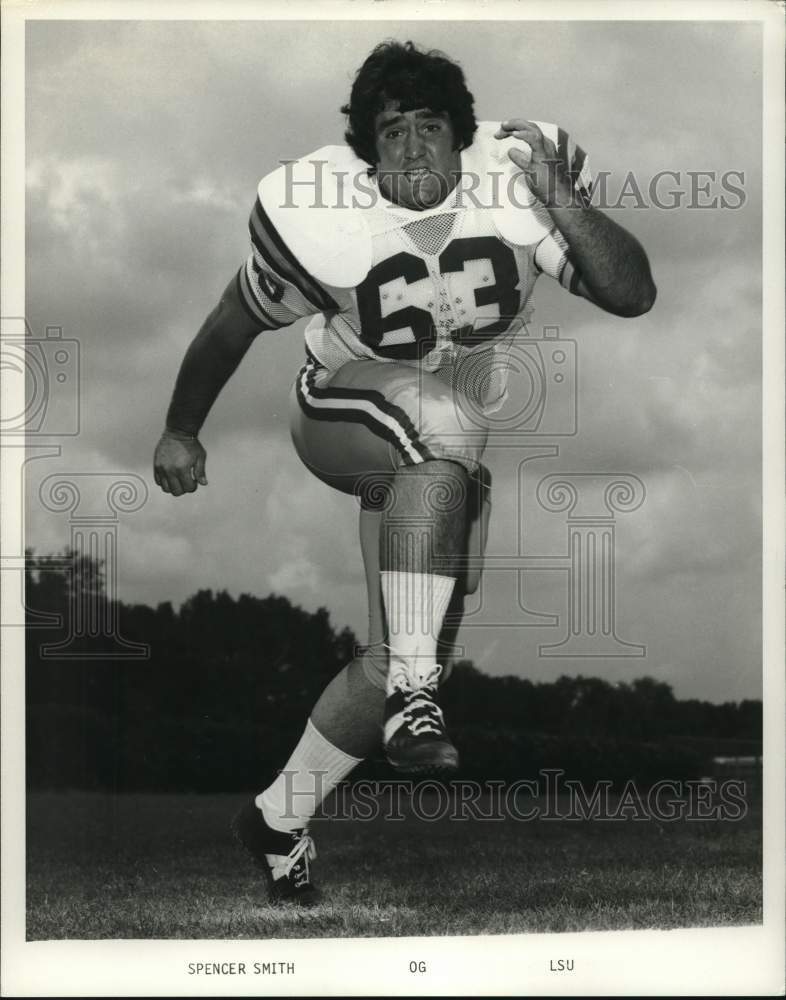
left=341, top=40, right=477, bottom=167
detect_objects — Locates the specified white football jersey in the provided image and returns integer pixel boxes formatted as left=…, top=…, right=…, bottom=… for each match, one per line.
left=236, top=121, right=592, bottom=411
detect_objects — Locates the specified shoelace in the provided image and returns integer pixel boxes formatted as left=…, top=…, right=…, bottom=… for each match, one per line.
left=388, top=660, right=446, bottom=736
left=388, top=658, right=443, bottom=693
left=270, top=832, right=317, bottom=886
left=402, top=689, right=445, bottom=736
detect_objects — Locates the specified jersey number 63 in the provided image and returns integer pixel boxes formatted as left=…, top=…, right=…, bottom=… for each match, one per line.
left=356, top=236, right=521, bottom=360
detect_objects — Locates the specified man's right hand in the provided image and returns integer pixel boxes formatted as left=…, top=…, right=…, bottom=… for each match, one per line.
left=153, top=429, right=208, bottom=497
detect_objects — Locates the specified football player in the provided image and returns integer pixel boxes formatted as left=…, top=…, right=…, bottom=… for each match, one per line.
left=154, top=41, right=656, bottom=904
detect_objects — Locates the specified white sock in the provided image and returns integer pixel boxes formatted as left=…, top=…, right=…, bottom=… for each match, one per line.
left=380, top=571, right=455, bottom=693
left=257, top=719, right=362, bottom=832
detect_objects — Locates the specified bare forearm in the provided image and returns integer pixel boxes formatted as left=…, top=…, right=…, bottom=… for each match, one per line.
left=166, top=281, right=259, bottom=436
left=549, top=195, right=657, bottom=317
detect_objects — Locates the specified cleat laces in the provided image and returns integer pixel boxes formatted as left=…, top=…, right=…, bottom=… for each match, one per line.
left=402, top=691, right=445, bottom=736
left=269, top=832, right=317, bottom=887
left=390, top=661, right=446, bottom=737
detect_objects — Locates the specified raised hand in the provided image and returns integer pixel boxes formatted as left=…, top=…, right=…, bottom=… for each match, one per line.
left=495, top=119, right=574, bottom=208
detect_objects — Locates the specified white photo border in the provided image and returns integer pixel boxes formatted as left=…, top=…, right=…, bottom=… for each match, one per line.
left=2, top=1, right=783, bottom=996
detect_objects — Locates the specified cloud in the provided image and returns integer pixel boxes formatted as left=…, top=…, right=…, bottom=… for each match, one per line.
left=621, top=467, right=760, bottom=583
left=20, top=20, right=765, bottom=701
left=268, top=556, right=322, bottom=594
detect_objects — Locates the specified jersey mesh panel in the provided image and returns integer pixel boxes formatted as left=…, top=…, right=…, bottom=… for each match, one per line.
left=402, top=213, right=458, bottom=256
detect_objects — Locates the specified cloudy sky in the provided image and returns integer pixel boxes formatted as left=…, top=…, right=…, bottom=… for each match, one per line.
left=23, top=16, right=764, bottom=702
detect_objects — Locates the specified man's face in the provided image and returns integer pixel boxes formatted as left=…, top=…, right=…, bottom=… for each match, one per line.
left=374, top=105, right=461, bottom=211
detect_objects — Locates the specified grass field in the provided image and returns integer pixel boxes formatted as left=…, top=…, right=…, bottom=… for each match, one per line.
left=26, top=788, right=762, bottom=940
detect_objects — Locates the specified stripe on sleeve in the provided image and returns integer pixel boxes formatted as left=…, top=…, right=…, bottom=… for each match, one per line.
left=534, top=229, right=569, bottom=282
left=249, top=256, right=286, bottom=305
left=249, top=198, right=338, bottom=313
left=571, top=143, right=587, bottom=181
left=534, top=228, right=588, bottom=292
left=557, top=127, right=570, bottom=174
left=237, top=262, right=283, bottom=329
left=571, top=145, right=593, bottom=205
left=235, top=266, right=279, bottom=329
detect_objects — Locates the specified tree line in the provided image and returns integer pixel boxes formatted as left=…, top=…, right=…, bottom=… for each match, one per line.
left=24, top=551, right=761, bottom=791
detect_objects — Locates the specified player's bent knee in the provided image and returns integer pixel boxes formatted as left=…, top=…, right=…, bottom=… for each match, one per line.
left=423, top=446, right=483, bottom=478
left=415, top=391, right=488, bottom=476
left=418, top=433, right=486, bottom=479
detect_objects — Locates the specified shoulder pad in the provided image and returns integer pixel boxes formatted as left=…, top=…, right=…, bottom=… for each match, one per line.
left=465, top=120, right=555, bottom=246
left=257, top=145, right=372, bottom=288
left=256, top=121, right=567, bottom=283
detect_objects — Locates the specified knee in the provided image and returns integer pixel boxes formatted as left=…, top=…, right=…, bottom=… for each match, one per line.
left=416, top=393, right=488, bottom=477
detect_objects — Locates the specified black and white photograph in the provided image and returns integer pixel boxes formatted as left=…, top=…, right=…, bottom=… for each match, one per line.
left=2, top=1, right=784, bottom=995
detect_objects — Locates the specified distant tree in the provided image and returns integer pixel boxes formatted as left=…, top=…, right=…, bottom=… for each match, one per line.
left=24, top=551, right=763, bottom=791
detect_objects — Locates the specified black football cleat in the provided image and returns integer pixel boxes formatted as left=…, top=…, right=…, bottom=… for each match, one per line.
left=383, top=659, right=460, bottom=775
left=231, top=799, right=319, bottom=905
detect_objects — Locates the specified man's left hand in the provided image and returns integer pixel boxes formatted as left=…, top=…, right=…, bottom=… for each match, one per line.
left=495, top=119, right=574, bottom=208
